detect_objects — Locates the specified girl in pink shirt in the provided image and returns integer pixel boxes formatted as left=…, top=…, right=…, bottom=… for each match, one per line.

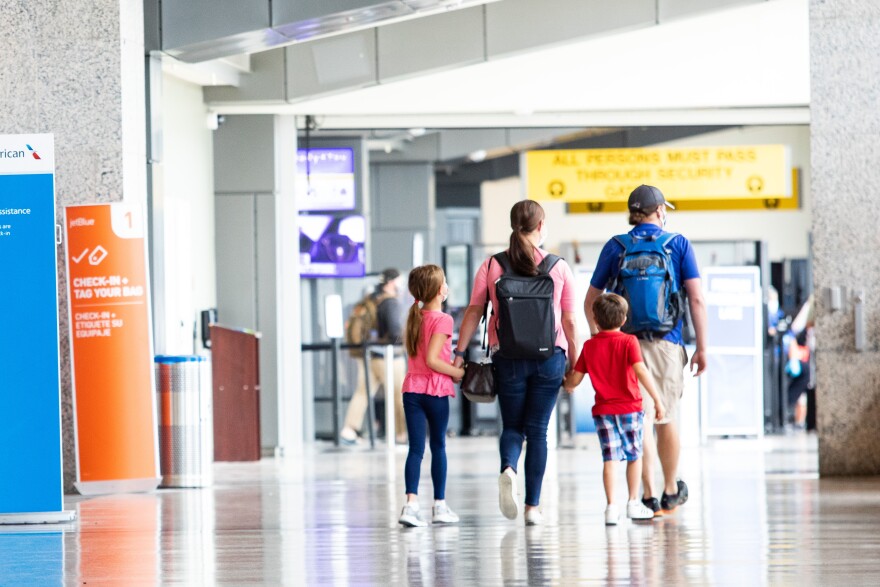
left=397, top=264, right=465, bottom=527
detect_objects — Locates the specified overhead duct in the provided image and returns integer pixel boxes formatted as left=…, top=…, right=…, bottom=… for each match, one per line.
left=162, top=0, right=501, bottom=63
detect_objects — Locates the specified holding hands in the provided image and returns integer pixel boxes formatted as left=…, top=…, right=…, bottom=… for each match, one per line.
left=562, top=370, right=580, bottom=394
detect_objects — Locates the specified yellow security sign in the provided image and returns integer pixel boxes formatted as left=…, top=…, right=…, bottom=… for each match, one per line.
left=569, top=170, right=801, bottom=213
left=525, top=145, right=791, bottom=203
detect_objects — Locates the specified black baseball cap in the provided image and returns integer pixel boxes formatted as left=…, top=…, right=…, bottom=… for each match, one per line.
left=379, top=268, right=400, bottom=284
left=628, top=184, right=675, bottom=211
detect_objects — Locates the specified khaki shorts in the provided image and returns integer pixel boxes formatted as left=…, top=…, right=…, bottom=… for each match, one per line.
left=638, top=339, right=688, bottom=425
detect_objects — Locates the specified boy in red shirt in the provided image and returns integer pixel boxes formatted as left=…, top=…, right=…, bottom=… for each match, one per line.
left=564, top=293, right=665, bottom=525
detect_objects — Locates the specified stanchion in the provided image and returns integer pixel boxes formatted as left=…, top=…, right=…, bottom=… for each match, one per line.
left=384, top=345, right=395, bottom=452
left=331, top=338, right=341, bottom=447
left=364, top=348, right=376, bottom=449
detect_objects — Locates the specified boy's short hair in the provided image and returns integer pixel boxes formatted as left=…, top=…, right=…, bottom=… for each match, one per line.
left=593, top=293, right=628, bottom=331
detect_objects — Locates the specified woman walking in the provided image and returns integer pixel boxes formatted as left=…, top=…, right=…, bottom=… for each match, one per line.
left=453, top=200, right=577, bottom=526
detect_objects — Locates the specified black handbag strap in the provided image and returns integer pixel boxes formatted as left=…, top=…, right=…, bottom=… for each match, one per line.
left=480, top=257, right=493, bottom=359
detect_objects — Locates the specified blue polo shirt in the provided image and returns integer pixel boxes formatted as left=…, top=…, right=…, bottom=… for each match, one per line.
left=590, top=223, right=700, bottom=345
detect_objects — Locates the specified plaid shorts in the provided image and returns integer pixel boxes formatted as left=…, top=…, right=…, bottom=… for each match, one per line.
left=594, top=412, right=644, bottom=462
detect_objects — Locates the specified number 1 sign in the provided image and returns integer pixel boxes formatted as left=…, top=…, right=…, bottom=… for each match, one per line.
left=64, top=202, right=159, bottom=494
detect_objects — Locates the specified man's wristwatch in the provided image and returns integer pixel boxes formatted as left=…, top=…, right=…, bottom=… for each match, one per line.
left=453, top=349, right=466, bottom=358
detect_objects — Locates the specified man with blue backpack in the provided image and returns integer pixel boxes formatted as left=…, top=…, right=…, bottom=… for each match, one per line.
left=584, top=184, right=707, bottom=516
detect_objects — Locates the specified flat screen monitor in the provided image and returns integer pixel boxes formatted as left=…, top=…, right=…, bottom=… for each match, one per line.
left=296, top=147, right=356, bottom=211
left=299, top=214, right=366, bottom=278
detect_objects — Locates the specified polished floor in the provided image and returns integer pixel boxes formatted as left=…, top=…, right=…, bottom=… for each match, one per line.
left=2, top=432, right=880, bottom=585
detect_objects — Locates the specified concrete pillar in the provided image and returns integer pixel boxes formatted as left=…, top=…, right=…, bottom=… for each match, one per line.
left=0, top=3, right=146, bottom=489
left=810, top=2, right=880, bottom=475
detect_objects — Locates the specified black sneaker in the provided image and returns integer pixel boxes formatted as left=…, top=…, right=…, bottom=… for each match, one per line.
left=660, top=480, right=689, bottom=514
left=641, top=497, right=663, bottom=517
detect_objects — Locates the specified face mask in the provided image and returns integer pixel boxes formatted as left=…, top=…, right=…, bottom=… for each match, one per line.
left=537, top=224, right=548, bottom=247
left=660, top=209, right=669, bottom=229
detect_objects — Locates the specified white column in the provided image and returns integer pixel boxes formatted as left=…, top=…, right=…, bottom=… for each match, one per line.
left=274, top=116, right=304, bottom=456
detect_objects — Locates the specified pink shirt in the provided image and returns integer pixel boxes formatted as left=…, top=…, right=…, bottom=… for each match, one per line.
left=469, top=248, right=576, bottom=353
left=402, top=310, right=456, bottom=398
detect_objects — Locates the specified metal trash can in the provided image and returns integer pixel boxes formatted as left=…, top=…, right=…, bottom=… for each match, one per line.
left=155, top=355, right=213, bottom=488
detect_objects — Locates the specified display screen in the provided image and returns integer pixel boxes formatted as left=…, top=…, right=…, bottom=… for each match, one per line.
left=299, top=214, right=366, bottom=278
left=296, top=147, right=356, bottom=211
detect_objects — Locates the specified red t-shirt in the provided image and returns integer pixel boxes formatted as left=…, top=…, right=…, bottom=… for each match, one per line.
left=573, top=331, right=643, bottom=416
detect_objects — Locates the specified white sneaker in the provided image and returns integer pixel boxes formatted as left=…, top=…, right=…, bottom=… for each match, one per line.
left=498, top=469, right=519, bottom=520
left=432, top=504, right=460, bottom=524
left=605, top=504, right=619, bottom=526
left=524, top=508, right=543, bottom=526
left=339, top=427, right=363, bottom=446
left=627, top=499, right=655, bottom=520
left=399, top=504, right=427, bottom=527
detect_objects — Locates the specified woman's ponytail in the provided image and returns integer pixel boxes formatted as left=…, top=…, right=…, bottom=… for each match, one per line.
left=405, top=302, right=422, bottom=357
left=507, top=200, right=544, bottom=276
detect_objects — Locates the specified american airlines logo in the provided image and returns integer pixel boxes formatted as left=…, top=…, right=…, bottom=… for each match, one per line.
left=0, top=144, right=42, bottom=161
left=69, top=218, right=95, bottom=227
left=0, top=148, right=25, bottom=159
left=0, top=145, right=41, bottom=160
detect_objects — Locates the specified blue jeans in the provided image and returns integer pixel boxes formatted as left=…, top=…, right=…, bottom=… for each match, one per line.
left=494, top=348, right=566, bottom=506
left=403, top=392, right=450, bottom=499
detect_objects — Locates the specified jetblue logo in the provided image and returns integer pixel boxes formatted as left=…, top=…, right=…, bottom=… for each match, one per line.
left=69, top=218, right=95, bottom=228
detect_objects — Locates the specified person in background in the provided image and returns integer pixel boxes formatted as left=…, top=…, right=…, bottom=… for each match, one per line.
left=786, top=328, right=811, bottom=430
left=340, top=268, right=408, bottom=446
left=397, top=265, right=465, bottom=527
left=767, top=286, right=785, bottom=337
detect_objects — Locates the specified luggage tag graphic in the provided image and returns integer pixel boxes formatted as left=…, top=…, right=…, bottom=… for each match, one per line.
left=88, top=245, right=108, bottom=266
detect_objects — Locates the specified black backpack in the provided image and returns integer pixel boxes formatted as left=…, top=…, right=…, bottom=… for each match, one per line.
left=492, top=252, right=561, bottom=360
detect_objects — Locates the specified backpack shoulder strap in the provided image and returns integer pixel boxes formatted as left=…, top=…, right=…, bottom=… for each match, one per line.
left=613, top=234, right=633, bottom=251
left=655, top=232, right=680, bottom=248
left=607, top=235, right=632, bottom=291
left=493, top=251, right=512, bottom=274
left=537, top=253, right=561, bottom=275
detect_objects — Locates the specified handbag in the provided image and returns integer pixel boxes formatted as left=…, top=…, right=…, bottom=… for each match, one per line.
left=461, top=267, right=496, bottom=403
left=461, top=359, right=495, bottom=403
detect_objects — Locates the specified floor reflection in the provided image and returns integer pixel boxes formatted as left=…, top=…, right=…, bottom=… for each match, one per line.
left=72, top=494, right=160, bottom=584
left=4, top=433, right=880, bottom=584
left=0, top=531, right=64, bottom=586
left=160, top=489, right=216, bottom=584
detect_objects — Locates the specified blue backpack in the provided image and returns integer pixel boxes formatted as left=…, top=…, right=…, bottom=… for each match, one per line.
left=608, top=232, right=685, bottom=338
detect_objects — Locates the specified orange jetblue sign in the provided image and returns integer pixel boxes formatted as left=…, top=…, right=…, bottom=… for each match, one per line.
left=65, top=203, right=159, bottom=494
left=525, top=145, right=792, bottom=203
